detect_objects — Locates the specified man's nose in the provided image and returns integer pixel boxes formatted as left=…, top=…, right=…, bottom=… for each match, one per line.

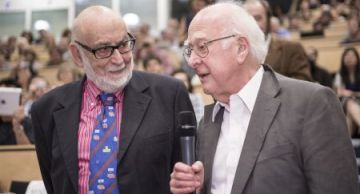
left=110, top=49, right=125, bottom=63
left=187, top=52, right=201, bottom=69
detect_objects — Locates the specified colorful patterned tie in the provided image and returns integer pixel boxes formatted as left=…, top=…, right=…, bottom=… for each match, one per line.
left=89, top=92, right=120, bottom=194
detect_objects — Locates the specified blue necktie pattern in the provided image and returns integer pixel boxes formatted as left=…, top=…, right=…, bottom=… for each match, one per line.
left=89, top=92, right=120, bottom=194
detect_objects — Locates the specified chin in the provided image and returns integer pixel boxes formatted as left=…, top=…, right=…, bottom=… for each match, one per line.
left=98, top=72, right=132, bottom=93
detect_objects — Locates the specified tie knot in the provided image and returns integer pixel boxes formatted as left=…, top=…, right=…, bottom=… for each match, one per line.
left=99, top=92, right=116, bottom=106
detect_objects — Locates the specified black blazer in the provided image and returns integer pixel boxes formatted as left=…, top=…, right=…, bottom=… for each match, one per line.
left=31, top=71, right=194, bottom=194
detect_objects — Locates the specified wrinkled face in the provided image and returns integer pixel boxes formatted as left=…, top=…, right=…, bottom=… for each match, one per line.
left=76, top=21, right=134, bottom=93
left=186, top=18, right=239, bottom=100
left=244, top=2, right=268, bottom=35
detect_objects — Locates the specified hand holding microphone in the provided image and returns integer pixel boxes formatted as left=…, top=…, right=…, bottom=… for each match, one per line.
left=169, top=111, right=204, bottom=194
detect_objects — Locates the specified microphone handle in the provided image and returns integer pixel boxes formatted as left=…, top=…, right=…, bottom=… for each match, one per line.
left=180, top=136, right=195, bottom=165
left=180, top=136, right=196, bottom=194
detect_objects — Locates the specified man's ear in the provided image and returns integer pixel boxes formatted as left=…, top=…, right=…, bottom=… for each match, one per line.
left=236, top=37, right=249, bottom=64
left=69, top=43, right=84, bottom=68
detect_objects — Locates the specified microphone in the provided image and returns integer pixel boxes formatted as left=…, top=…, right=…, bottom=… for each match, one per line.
left=178, top=111, right=197, bottom=165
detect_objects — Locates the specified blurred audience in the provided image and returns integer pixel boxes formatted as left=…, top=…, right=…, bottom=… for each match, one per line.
left=244, top=0, right=312, bottom=81
left=178, top=0, right=212, bottom=44
left=333, top=47, right=360, bottom=137
left=53, top=63, right=80, bottom=88
left=0, top=79, right=34, bottom=145
left=143, top=55, right=165, bottom=75
left=305, top=46, right=333, bottom=87
left=340, top=15, right=360, bottom=44
left=171, top=69, right=204, bottom=123
left=270, top=16, right=291, bottom=39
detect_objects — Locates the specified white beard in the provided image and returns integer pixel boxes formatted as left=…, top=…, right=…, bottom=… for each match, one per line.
left=82, top=54, right=133, bottom=93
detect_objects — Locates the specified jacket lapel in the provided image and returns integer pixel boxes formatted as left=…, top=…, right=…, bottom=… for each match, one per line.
left=231, top=65, right=281, bottom=194
left=200, top=106, right=224, bottom=194
left=53, top=79, right=84, bottom=192
left=118, top=73, right=151, bottom=163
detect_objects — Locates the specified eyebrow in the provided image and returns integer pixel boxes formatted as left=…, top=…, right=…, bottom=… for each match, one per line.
left=184, top=37, right=208, bottom=46
left=93, top=35, right=131, bottom=48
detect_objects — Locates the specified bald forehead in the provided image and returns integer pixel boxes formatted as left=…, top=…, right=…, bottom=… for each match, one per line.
left=73, top=6, right=126, bottom=41
left=188, top=3, right=241, bottom=36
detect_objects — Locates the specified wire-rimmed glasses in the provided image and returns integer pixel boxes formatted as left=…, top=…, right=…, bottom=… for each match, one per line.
left=183, top=34, right=236, bottom=62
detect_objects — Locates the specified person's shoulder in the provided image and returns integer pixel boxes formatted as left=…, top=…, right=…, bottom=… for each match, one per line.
left=132, top=70, right=182, bottom=87
left=272, top=37, right=303, bottom=48
left=33, top=80, right=82, bottom=108
left=276, top=73, right=333, bottom=96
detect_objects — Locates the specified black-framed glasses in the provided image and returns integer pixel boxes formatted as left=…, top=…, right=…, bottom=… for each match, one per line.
left=75, top=32, right=136, bottom=59
left=183, top=34, right=236, bottom=62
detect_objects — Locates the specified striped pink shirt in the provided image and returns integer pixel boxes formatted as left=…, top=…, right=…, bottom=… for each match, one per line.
left=78, top=80, right=124, bottom=194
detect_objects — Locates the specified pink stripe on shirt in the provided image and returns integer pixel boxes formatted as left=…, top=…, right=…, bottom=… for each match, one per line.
left=78, top=80, right=124, bottom=194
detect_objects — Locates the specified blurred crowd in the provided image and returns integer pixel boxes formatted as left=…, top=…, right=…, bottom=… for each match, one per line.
left=0, top=0, right=360, bottom=145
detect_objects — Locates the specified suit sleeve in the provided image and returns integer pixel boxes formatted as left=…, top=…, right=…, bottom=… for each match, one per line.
left=31, top=103, right=54, bottom=194
left=301, top=86, right=359, bottom=194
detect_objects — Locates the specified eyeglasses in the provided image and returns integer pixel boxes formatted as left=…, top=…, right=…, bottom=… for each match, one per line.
left=183, top=34, right=236, bottom=62
left=75, top=32, right=136, bottom=59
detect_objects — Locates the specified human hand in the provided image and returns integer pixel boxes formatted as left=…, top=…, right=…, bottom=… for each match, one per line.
left=170, top=161, right=204, bottom=194
left=12, top=106, right=25, bottom=127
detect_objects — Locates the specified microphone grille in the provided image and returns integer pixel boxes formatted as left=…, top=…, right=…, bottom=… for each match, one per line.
left=178, top=111, right=196, bottom=126
left=178, top=111, right=196, bottom=137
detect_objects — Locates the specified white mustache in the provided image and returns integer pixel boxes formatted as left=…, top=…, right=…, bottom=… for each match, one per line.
left=107, top=63, right=126, bottom=72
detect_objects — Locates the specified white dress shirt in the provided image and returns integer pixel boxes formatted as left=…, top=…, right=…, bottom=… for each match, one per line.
left=210, top=66, right=264, bottom=194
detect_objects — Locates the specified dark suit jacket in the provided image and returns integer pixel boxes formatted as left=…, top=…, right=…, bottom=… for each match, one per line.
left=265, top=37, right=312, bottom=81
left=31, top=71, right=194, bottom=194
left=197, top=65, right=359, bottom=194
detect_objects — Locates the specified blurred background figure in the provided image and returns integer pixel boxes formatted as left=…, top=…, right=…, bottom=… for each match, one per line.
left=270, top=16, right=291, bottom=39
left=333, top=47, right=360, bottom=137
left=143, top=55, right=165, bottom=75
left=340, top=14, right=360, bottom=44
left=0, top=79, right=34, bottom=145
left=178, top=0, right=212, bottom=44
left=52, top=63, right=80, bottom=88
left=305, top=46, right=333, bottom=87
left=172, top=69, right=204, bottom=124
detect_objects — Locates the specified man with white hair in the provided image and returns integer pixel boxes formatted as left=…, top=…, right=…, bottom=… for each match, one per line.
left=31, top=5, right=194, bottom=194
left=170, top=2, right=359, bottom=194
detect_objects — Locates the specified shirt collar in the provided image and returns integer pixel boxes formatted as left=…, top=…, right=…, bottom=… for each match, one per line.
left=84, top=79, right=124, bottom=106
left=211, top=66, right=264, bottom=122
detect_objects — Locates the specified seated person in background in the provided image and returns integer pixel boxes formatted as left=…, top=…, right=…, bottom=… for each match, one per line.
left=244, top=0, right=312, bottom=81
left=172, top=70, right=204, bottom=123
left=270, top=16, right=291, bottom=39
left=22, top=76, right=50, bottom=116
left=143, top=55, right=165, bottom=75
left=305, top=46, right=333, bottom=87
left=340, top=15, right=360, bottom=44
left=333, top=47, right=360, bottom=137
left=52, top=63, right=80, bottom=88
left=0, top=78, right=34, bottom=145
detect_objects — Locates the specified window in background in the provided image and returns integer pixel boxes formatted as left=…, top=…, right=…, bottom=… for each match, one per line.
left=31, top=9, right=68, bottom=41
left=0, top=11, right=25, bottom=40
left=120, top=0, right=157, bottom=34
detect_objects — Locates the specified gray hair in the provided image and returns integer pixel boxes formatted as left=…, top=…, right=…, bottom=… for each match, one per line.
left=197, top=1, right=268, bottom=64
